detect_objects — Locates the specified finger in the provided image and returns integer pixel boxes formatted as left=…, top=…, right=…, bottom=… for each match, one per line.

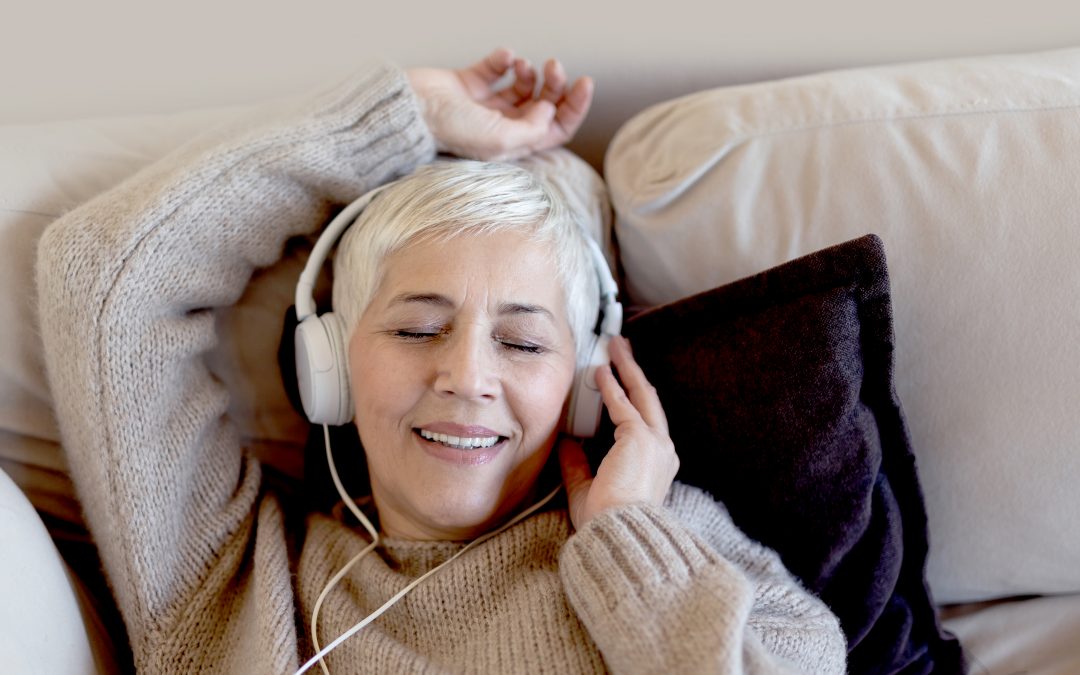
left=552, top=76, right=594, bottom=141
left=609, top=337, right=669, bottom=433
left=483, top=100, right=557, bottom=160
left=538, top=58, right=567, bottom=104
left=557, top=436, right=594, bottom=528
left=595, top=362, right=645, bottom=428
left=497, top=58, right=537, bottom=106
left=465, top=47, right=515, bottom=87
left=490, top=77, right=592, bottom=158
left=557, top=436, right=593, bottom=495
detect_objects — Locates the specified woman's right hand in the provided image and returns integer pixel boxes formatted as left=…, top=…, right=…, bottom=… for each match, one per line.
left=406, top=47, right=594, bottom=161
left=558, top=336, right=680, bottom=530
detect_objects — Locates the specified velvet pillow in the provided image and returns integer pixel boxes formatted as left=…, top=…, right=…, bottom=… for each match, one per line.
left=606, top=234, right=963, bottom=674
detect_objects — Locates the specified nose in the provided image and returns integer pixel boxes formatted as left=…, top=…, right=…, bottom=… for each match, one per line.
left=434, top=326, right=499, bottom=402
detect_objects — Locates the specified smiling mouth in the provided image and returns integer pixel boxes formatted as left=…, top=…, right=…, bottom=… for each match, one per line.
left=415, top=428, right=506, bottom=450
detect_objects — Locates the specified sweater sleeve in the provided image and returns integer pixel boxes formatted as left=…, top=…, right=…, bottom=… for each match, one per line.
left=559, top=483, right=847, bottom=674
left=36, top=63, right=435, bottom=672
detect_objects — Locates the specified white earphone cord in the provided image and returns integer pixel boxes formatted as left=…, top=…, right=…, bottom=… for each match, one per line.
left=295, top=425, right=563, bottom=675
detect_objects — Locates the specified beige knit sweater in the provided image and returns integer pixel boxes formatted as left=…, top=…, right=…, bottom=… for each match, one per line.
left=36, top=63, right=847, bottom=674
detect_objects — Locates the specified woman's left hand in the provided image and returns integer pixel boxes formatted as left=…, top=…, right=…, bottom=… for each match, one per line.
left=407, top=47, right=594, bottom=162
left=558, top=336, right=680, bottom=530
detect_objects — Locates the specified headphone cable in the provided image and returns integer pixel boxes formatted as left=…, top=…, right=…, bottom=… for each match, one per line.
left=296, top=425, right=562, bottom=675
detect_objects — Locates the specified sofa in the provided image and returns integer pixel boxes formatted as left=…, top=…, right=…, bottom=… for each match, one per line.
left=2, top=9, right=1079, bottom=672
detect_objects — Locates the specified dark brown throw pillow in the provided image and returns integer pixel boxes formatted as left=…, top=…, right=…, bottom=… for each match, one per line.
left=607, top=234, right=964, bottom=674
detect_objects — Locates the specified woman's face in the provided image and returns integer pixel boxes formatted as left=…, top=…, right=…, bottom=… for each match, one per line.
left=348, top=228, right=577, bottom=540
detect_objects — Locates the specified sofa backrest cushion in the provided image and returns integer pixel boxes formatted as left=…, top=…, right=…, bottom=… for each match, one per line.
left=605, top=47, right=1080, bottom=603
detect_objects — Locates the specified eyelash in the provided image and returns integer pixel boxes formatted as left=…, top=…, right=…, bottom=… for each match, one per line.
left=502, top=341, right=544, bottom=355
left=392, top=330, right=544, bottom=354
left=393, top=330, right=441, bottom=341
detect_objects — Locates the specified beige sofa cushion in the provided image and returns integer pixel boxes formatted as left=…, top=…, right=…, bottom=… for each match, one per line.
left=0, top=108, right=259, bottom=524
left=605, top=47, right=1080, bottom=603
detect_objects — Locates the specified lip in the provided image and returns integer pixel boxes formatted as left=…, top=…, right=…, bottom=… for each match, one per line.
left=412, top=423, right=508, bottom=466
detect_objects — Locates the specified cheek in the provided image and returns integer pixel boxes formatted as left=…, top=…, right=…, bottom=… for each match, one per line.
left=349, top=341, right=424, bottom=430
left=509, top=360, right=577, bottom=434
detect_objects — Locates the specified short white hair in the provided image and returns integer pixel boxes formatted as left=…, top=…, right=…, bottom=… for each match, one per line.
left=332, top=160, right=601, bottom=369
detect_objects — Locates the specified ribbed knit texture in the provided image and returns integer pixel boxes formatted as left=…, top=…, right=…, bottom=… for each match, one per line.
left=36, top=62, right=846, bottom=674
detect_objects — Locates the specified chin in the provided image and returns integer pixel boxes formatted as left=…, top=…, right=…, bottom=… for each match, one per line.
left=416, top=471, right=540, bottom=539
left=428, top=481, right=512, bottom=530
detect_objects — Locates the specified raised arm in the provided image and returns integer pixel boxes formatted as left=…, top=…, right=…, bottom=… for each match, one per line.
left=36, top=63, right=435, bottom=671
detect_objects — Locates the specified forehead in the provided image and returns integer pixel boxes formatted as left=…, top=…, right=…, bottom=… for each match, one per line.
left=374, top=229, right=566, bottom=314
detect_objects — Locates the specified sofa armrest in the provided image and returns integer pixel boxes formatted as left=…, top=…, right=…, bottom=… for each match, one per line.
left=0, top=466, right=118, bottom=673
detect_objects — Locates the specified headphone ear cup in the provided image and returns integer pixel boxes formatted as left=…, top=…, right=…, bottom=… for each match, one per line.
left=324, top=313, right=353, bottom=424
left=565, top=334, right=610, bottom=438
left=294, top=312, right=353, bottom=426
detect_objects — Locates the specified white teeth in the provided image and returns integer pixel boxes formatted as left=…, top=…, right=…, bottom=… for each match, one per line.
left=418, top=429, right=500, bottom=449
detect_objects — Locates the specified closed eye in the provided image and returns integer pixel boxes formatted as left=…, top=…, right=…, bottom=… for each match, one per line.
left=393, top=329, right=441, bottom=341
left=498, top=339, right=544, bottom=354
left=392, top=329, right=545, bottom=354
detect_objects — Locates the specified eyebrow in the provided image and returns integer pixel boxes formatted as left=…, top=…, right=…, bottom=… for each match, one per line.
left=389, top=293, right=554, bottom=320
left=498, top=302, right=554, bottom=320
left=389, top=293, right=453, bottom=308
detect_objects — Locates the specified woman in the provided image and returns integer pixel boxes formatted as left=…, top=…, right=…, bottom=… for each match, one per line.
left=37, top=49, right=846, bottom=673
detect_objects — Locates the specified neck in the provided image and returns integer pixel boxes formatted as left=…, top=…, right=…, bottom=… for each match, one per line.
left=376, top=463, right=562, bottom=542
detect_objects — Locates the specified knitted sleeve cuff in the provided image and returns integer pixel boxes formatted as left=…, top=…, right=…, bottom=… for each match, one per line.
left=561, top=502, right=754, bottom=614
left=559, top=504, right=756, bottom=671
left=559, top=498, right=848, bottom=674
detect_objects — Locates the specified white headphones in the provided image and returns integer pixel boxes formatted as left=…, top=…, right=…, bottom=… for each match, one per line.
left=294, top=180, right=623, bottom=438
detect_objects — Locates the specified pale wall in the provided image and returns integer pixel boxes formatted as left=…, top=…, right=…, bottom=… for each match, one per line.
left=4, top=0, right=1079, bottom=166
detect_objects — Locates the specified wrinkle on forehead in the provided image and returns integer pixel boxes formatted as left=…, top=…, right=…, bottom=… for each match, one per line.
left=371, top=230, right=570, bottom=328
left=387, top=292, right=555, bottom=321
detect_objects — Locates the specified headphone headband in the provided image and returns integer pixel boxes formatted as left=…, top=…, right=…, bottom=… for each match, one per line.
left=295, top=183, right=394, bottom=320
left=296, top=181, right=620, bottom=336
left=582, top=235, right=623, bottom=338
